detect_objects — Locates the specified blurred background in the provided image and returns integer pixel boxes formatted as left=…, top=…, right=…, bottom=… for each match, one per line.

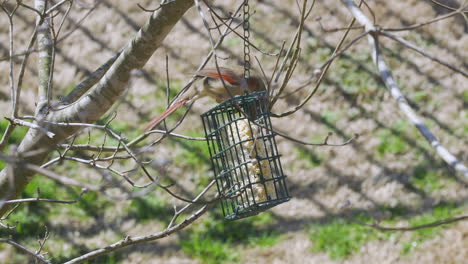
left=0, top=0, right=467, bottom=263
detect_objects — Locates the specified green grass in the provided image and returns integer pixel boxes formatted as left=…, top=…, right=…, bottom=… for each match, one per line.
left=1, top=177, right=64, bottom=238
left=0, top=176, right=95, bottom=238
left=330, top=53, right=379, bottom=97
left=70, top=117, right=145, bottom=148
left=75, top=191, right=111, bottom=218
left=296, top=147, right=323, bottom=168
left=462, top=90, right=468, bottom=104
left=224, top=37, right=242, bottom=49
left=71, top=123, right=117, bottom=147
left=377, top=130, right=408, bottom=155
left=320, top=110, right=341, bottom=124
left=411, top=91, right=430, bottom=103
left=0, top=120, right=28, bottom=170
left=128, top=194, right=173, bottom=224
left=181, top=212, right=282, bottom=263
left=308, top=203, right=465, bottom=259
left=0, top=120, right=28, bottom=144
left=401, top=203, right=462, bottom=255
left=377, top=120, right=411, bottom=156
left=0, top=175, right=113, bottom=262
left=6, top=181, right=166, bottom=263
left=309, top=215, right=383, bottom=259
left=410, top=165, right=445, bottom=191
left=23, top=175, right=63, bottom=199
left=171, top=131, right=210, bottom=171
left=1, top=202, right=50, bottom=238
left=82, top=252, right=120, bottom=264
left=182, top=232, right=239, bottom=264
left=247, top=231, right=283, bottom=248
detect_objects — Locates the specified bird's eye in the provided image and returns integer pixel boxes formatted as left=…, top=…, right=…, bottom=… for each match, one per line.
left=203, top=77, right=212, bottom=87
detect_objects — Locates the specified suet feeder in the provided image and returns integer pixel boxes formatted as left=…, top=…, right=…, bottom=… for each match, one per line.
left=201, top=91, right=290, bottom=220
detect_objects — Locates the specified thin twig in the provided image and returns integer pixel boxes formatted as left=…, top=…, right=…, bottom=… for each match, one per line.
left=277, top=130, right=358, bottom=146
left=0, top=204, right=20, bottom=221
left=380, top=31, right=468, bottom=78
left=270, top=0, right=314, bottom=108
left=18, top=2, right=42, bottom=17
left=63, top=198, right=215, bottom=264
left=19, top=116, right=206, bottom=151
left=1, top=2, right=18, bottom=117
left=431, top=0, right=458, bottom=11
left=0, top=3, right=20, bottom=151
left=193, top=0, right=236, bottom=101
left=4, top=188, right=87, bottom=205
left=36, top=226, right=50, bottom=256
left=20, top=162, right=102, bottom=191
left=166, top=2, right=243, bottom=107
left=318, top=31, right=368, bottom=70
left=60, top=52, right=121, bottom=105
left=0, top=123, right=15, bottom=151
left=136, top=1, right=173, bottom=13
left=58, top=129, right=205, bottom=151
left=272, top=0, right=363, bottom=117
left=204, top=1, right=279, bottom=56
left=316, top=16, right=363, bottom=32
left=45, top=0, right=69, bottom=15
left=359, top=215, right=468, bottom=232
left=383, top=4, right=467, bottom=32
left=56, top=1, right=100, bottom=44
left=167, top=180, right=216, bottom=228
left=0, top=238, right=50, bottom=264
left=6, top=118, right=55, bottom=138
left=16, top=28, right=38, bottom=117
left=340, top=0, right=468, bottom=177
left=157, top=181, right=216, bottom=205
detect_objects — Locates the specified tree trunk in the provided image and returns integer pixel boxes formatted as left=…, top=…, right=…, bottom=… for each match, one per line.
left=0, top=0, right=194, bottom=217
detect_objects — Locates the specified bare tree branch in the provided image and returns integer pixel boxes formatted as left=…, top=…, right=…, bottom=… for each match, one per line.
left=55, top=128, right=205, bottom=152
left=360, top=215, right=468, bottom=232
left=0, top=0, right=195, bottom=217
left=6, top=118, right=55, bottom=138
left=24, top=162, right=102, bottom=191
left=35, top=0, right=53, bottom=109
left=0, top=1, right=20, bottom=152
left=62, top=195, right=216, bottom=264
left=60, top=52, right=121, bottom=105
left=3, top=188, right=87, bottom=205
left=0, top=238, right=50, bottom=264
left=272, top=0, right=363, bottom=117
left=383, top=2, right=468, bottom=31
left=340, top=0, right=468, bottom=178
left=46, top=0, right=71, bottom=15
left=270, top=0, right=314, bottom=108
left=380, top=31, right=467, bottom=77
left=0, top=1, right=18, bottom=116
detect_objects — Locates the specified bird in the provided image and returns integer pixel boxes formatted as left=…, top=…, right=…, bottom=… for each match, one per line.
left=144, top=67, right=267, bottom=131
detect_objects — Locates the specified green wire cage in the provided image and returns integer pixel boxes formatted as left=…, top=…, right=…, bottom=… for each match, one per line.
left=201, top=91, right=290, bottom=220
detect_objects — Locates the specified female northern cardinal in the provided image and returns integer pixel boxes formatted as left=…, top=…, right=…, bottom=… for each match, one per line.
left=144, top=67, right=266, bottom=131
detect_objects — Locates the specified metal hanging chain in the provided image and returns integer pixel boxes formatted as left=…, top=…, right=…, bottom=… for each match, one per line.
left=243, top=0, right=251, bottom=80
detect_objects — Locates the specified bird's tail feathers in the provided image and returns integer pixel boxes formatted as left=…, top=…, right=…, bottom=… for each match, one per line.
left=144, top=98, right=189, bottom=132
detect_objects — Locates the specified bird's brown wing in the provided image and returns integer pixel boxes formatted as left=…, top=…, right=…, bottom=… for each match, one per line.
left=195, top=67, right=241, bottom=85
